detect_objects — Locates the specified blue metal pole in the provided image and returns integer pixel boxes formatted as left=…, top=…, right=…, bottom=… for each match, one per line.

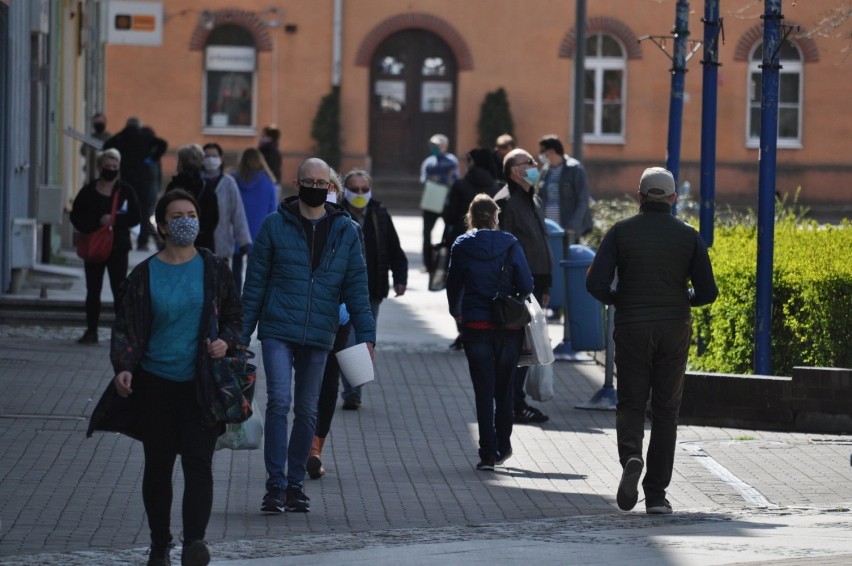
left=666, top=0, right=690, bottom=214
left=755, top=0, right=783, bottom=375
left=699, top=0, right=721, bottom=247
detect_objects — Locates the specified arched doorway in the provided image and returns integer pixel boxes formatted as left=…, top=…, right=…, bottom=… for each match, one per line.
left=369, top=29, right=457, bottom=176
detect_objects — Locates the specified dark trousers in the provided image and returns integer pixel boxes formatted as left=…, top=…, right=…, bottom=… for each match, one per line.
left=83, top=252, right=128, bottom=332
left=136, top=185, right=156, bottom=248
left=513, top=280, right=547, bottom=409
left=422, top=210, right=441, bottom=272
left=462, top=327, right=524, bottom=460
left=135, top=370, right=220, bottom=547
left=614, top=318, right=692, bottom=500
left=315, top=322, right=352, bottom=438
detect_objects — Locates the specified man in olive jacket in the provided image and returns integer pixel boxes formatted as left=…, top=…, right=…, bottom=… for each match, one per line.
left=240, top=158, right=376, bottom=514
left=586, top=167, right=718, bottom=515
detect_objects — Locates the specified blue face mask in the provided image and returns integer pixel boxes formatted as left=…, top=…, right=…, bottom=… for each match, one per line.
left=523, top=167, right=540, bottom=185
left=430, top=146, right=441, bottom=157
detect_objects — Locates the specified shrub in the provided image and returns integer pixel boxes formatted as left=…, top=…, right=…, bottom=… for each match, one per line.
left=476, top=88, right=514, bottom=149
left=311, top=87, right=341, bottom=169
left=690, top=217, right=852, bottom=376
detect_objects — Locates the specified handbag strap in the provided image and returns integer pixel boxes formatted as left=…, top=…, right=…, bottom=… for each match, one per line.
left=108, top=188, right=120, bottom=223
left=494, top=243, right=515, bottom=297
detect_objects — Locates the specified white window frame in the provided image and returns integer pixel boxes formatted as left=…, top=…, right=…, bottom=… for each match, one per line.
left=583, top=33, right=627, bottom=145
left=746, top=42, right=803, bottom=149
left=202, top=44, right=258, bottom=136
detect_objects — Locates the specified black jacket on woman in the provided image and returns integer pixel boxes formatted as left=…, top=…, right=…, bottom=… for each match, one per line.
left=166, top=170, right=219, bottom=251
left=344, top=199, right=408, bottom=301
left=86, top=248, right=243, bottom=438
left=70, top=179, right=141, bottom=256
left=443, top=167, right=500, bottom=245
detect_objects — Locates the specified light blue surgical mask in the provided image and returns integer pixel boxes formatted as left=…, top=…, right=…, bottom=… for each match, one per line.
left=523, top=167, right=540, bottom=185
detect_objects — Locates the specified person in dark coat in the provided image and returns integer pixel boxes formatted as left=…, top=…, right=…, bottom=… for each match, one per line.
left=103, top=117, right=167, bottom=250
left=258, top=124, right=283, bottom=184
left=166, top=144, right=219, bottom=251
left=446, top=193, right=533, bottom=471
left=70, top=148, right=140, bottom=345
left=586, top=167, right=718, bottom=515
left=494, top=148, right=554, bottom=425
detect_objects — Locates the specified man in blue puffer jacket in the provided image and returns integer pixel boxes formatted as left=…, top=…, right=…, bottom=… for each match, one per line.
left=240, top=157, right=376, bottom=514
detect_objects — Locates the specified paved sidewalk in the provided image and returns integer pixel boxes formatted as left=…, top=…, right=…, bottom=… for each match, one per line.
left=1, top=214, right=851, bottom=565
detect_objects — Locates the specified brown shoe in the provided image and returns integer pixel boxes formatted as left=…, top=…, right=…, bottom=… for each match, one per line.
left=306, top=436, right=326, bottom=479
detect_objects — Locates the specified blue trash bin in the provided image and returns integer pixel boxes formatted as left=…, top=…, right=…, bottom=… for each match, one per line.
left=545, top=219, right=566, bottom=309
left=561, top=245, right=606, bottom=351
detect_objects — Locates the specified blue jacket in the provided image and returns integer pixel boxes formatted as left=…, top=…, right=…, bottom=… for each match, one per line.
left=240, top=197, right=376, bottom=350
left=446, top=229, right=533, bottom=324
left=232, top=170, right=278, bottom=251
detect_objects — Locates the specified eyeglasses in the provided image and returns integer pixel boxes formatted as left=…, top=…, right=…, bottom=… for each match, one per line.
left=299, top=178, right=331, bottom=190
left=513, top=158, right=536, bottom=167
left=346, top=186, right=371, bottom=194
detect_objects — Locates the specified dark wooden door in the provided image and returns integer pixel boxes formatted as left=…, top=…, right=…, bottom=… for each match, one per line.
left=369, top=30, right=457, bottom=176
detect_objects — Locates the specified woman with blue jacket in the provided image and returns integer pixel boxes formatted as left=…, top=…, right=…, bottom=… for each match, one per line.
left=446, top=193, right=533, bottom=471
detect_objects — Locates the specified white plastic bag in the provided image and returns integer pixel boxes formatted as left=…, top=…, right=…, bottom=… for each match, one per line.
left=517, top=295, right=555, bottom=366
left=215, top=398, right=264, bottom=451
left=524, top=363, right=554, bottom=402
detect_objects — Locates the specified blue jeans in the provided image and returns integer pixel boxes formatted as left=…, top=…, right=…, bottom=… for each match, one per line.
left=261, top=339, right=329, bottom=491
left=461, top=327, right=524, bottom=460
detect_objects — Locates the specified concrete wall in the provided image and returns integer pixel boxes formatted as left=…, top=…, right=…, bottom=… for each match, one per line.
left=680, top=366, right=852, bottom=433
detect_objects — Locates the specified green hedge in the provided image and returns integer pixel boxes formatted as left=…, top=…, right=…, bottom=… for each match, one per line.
left=690, top=217, right=852, bottom=376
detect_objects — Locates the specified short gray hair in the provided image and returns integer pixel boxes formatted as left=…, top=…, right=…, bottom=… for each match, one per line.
left=343, top=169, right=372, bottom=190
left=177, top=144, right=204, bottom=172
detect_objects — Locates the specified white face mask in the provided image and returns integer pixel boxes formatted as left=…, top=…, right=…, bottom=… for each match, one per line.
left=326, top=192, right=338, bottom=204
left=202, top=156, right=222, bottom=171
left=344, top=188, right=371, bottom=209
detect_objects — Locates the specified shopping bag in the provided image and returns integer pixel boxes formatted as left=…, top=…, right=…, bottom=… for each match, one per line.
left=76, top=190, right=119, bottom=263
left=517, top=295, right=555, bottom=366
left=524, top=363, right=554, bottom=402
left=428, top=244, right=450, bottom=291
left=210, top=349, right=257, bottom=424
left=215, top=398, right=264, bottom=450
left=420, top=180, right=449, bottom=213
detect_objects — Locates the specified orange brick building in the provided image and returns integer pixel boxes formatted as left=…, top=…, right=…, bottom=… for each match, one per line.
left=104, top=0, right=852, bottom=208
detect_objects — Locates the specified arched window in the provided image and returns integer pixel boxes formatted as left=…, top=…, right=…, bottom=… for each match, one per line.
left=747, top=41, right=803, bottom=148
left=584, top=33, right=626, bottom=143
left=204, top=24, right=256, bottom=133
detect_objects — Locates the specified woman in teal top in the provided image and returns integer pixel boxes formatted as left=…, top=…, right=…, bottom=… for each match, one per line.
left=89, top=189, right=243, bottom=566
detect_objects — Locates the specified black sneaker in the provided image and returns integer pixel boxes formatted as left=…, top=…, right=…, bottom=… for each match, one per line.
left=284, top=486, right=310, bottom=512
left=342, top=394, right=361, bottom=410
left=646, top=497, right=673, bottom=515
left=147, top=541, right=173, bottom=566
left=495, top=449, right=513, bottom=466
left=515, top=403, right=549, bottom=424
left=77, top=329, right=98, bottom=345
left=476, top=456, right=495, bottom=471
left=181, top=540, right=210, bottom=566
left=616, top=457, right=644, bottom=511
left=261, top=487, right=286, bottom=513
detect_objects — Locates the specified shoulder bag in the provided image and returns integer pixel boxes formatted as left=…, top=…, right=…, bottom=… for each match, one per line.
left=76, top=189, right=120, bottom=263
left=490, top=243, right=532, bottom=328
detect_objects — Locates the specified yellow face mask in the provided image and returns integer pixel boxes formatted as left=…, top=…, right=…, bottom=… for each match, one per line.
left=344, top=188, right=371, bottom=209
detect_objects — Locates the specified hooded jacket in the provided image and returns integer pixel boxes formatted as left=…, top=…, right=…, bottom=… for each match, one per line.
left=446, top=229, right=533, bottom=324
left=240, top=197, right=376, bottom=350
left=443, top=167, right=501, bottom=245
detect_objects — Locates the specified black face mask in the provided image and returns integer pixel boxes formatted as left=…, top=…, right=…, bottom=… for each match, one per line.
left=298, top=185, right=328, bottom=208
left=93, top=122, right=106, bottom=134
left=100, top=168, right=119, bottom=182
